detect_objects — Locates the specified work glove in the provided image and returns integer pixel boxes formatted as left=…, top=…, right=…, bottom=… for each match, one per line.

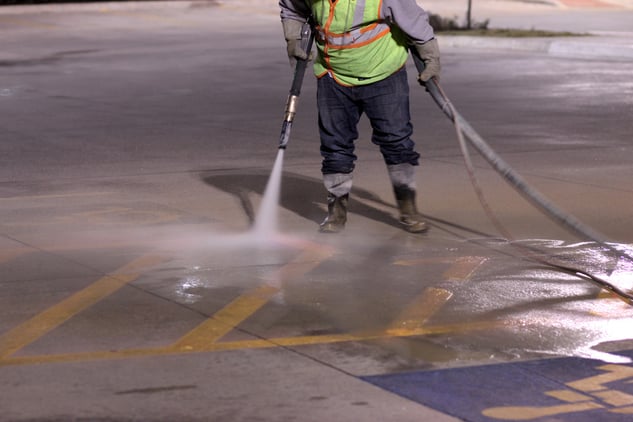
left=413, top=38, right=441, bottom=84
left=282, top=18, right=312, bottom=68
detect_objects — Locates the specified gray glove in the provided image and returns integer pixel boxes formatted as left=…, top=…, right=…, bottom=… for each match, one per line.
left=282, top=18, right=311, bottom=67
left=414, top=38, right=441, bottom=83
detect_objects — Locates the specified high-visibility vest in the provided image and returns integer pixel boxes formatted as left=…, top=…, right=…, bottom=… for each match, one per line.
left=310, top=0, right=409, bottom=86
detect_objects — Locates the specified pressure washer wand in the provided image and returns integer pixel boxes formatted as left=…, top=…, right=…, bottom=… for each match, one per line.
left=279, top=22, right=315, bottom=150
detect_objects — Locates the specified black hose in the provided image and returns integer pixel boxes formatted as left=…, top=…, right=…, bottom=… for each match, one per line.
left=410, top=51, right=633, bottom=304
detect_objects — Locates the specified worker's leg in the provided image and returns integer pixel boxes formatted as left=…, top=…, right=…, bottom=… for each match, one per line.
left=316, top=75, right=362, bottom=232
left=363, top=68, right=428, bottom=233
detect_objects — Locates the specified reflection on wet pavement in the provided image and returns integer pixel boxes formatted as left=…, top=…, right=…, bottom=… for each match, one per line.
left=146, top=227, right=633, bottom=369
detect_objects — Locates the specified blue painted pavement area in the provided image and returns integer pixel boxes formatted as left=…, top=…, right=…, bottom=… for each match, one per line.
left=362, top=350, right=633, bottom=421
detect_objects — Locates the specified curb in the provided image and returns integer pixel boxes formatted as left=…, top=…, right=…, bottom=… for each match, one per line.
left=439, top=34, right=633, bottom=61
left=1, top=1, right=631, bottom=62
left=0, top=0, right=214, bottom=14
left=548, top=38, right=633, bottom=60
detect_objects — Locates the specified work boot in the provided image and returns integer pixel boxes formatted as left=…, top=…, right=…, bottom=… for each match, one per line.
left=319, top=193, right=348, bottom=233
left=394, top=186, right=428, bottom=233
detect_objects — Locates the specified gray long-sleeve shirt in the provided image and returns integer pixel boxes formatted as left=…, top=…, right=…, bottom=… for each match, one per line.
left=279, top=0, right=435, bottom=45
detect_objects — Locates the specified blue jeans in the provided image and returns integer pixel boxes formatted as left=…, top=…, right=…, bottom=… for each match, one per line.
left=317, top=67, right=420, bottom=175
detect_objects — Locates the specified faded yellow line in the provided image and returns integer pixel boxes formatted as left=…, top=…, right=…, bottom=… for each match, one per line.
left=171, top=247, right=332, bottom=351
left=0, top=320, right=504, bottom=367
left=0, top=192, right=113, bottom=202
left=386, top=257, right=485, bottom=333
left=101, top=10, right=202, bottom=28
left=443, top=256, right=487, bottom=281
left=0, top=254, right=165, bottom=359
left=387, top=287, right=453, bottom=333
left=0, top=246, right=500, bottom=367
left=171, top=284, right=279, bottom=351
left=0, top=248, right=29, bottom=265
left=394, top=256, right=487, bottom=282
left=394, top=257, right=449, bottom=266
left=0, top=17, right=59, bottom=30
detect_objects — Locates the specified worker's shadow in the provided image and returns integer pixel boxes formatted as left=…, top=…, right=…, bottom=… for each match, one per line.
left=199, top=169, right=402, bottom=229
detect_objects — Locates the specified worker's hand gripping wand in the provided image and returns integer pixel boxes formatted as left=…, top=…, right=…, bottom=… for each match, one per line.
left=279, top=21, right=315, bottom=150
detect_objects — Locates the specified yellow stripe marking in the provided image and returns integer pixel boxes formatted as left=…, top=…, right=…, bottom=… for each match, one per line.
left=0, top=244, right=500, bottom=367
left=394, top=256, right=487, bottom=281
left=0, top=249, right=29, bottom=265
left=567, top=364, right=633, bottom=392
left=444, top=256, right=487, bottom=281
left=0, top=320, right=504, bottom=367
left=0, top=254, right=165, bottom=359
left=100, top=11, right=202, bottom=28
left=483, top=401, right=604, bottom=420
left=388, top=287, right=453, bottom=333
left=0, top=18, right=58, bottom=30
left=171, top=285, right=279, bottom=351
left=611, top=405, right=633, bottom=414
left=0, top=192, right=113, bottom=202
left=394, top=257, right=448, bottom=266
left=546, top=389, right=593, bottom=402
left=394, top=256, right=486, bottom=282
left=171, top=247, right=332, bottom=350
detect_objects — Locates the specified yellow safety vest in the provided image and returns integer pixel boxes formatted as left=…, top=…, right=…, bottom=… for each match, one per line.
left=310, top=0, right=409, bottom=86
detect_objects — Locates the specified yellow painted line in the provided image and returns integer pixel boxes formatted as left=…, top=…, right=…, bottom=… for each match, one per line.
left=0, top=320, right=504, bottom=367
left=592, top=389, right=633, bottom=407
left=567, top=364, right=633, bottom=392
left=171, top=284, right=279, bottom=351
left=0, top=192, right=113, bottom=202
left=0, top=18, right=58, bottom=30
left=0, top=226, right=193, bottom=254
left=611, top=405, right=633, bottom=414
left=100, top=10, right=202, bottom=27
left=0, top=248, right=30, bottom=265
left=546, top=389, right=593, bottom=403
left=482, top=401, right=604, bottom=420
left=267, top=247, right=332, bottom=283
left=0, top=243, right=501, bottom=367
left=0, top=254, right=165, bottom=359
left=387, top=287, right=453, bottom=333
left=201, top=320, right=502, bottom=350
left=394, top=257, right=449, bottom=266
left=171, top=246, right=332, bottom=351
left=443, top=256, right=487, bottom=281
left=393, top=256, right=487, bottom=282
left=63, top=207, right=180, bottom=225
left=0, top=242, right=136, bottom=259
left=382, top=320, right=503, bottom=338
left=6, top=207, right=180, bottom=228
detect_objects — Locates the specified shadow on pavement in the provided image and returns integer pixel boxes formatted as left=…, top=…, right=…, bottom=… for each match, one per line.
left=199, top=169, right=404, bottom=230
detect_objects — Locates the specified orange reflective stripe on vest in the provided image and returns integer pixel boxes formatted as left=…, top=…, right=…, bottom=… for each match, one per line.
left=311, top=0, right=409, bottom=86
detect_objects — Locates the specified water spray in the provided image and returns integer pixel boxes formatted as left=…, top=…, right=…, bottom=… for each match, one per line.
left=253, top=21, right=314, bottom=235
left=411, top=51, right=633, bottom=304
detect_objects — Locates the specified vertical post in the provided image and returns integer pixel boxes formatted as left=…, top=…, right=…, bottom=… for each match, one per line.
left=466, top=0, right=473, bottom=30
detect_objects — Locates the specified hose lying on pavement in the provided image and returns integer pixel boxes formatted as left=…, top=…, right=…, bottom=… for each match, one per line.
left=411, top=52, right=633, bottom=305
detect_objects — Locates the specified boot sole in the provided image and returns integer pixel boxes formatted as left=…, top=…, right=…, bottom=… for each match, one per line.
left=400, top=222, right=429, bottom=233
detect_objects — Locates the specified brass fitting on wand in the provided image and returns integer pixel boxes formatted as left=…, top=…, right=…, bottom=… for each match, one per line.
left=284, top=94, right=300, bottom=122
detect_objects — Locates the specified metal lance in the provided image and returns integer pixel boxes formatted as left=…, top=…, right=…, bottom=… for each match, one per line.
left=279, top=21, right=314, bottom=149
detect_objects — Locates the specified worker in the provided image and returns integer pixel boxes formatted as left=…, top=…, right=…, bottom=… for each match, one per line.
left=279, top=0, right=440, bottom=233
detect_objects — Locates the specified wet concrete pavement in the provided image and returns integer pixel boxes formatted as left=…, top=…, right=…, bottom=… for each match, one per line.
left=1, top=1, right=633, bottom=421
